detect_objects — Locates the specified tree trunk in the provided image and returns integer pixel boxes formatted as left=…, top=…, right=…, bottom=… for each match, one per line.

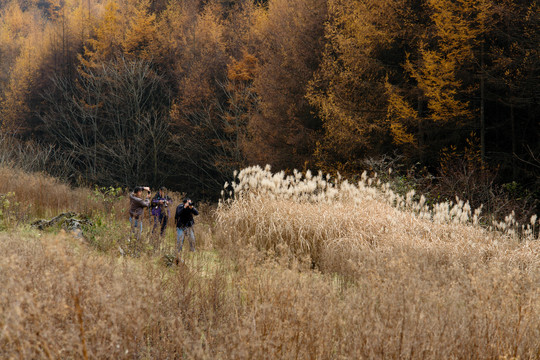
left=511, top=104, right=517, bottom=181
left=417, top=95, right=424, bottom=162
left=480, top=42, right=486, bottom=162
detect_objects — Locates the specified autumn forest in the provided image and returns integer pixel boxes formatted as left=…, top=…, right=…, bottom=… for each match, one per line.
left=0, top=0, right=538, bottom=219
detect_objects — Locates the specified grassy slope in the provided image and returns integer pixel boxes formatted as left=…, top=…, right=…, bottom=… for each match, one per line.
left=0, top=229, right=378, bottom=359
left=1, top=167, right=540, bottom=359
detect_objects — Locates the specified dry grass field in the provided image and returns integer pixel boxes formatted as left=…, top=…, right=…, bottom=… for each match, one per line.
left=1, top=166, right=539, bottom=359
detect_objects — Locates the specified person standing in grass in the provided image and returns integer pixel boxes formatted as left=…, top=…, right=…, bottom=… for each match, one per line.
left=129, top=186, right=151, bottom=240
left=151, top=187, right=172, bottom=236
left=175, top=198, right=199, bottom=260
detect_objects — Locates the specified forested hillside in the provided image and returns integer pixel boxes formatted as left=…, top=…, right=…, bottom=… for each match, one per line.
left=0, top=0, right=538, bottom=217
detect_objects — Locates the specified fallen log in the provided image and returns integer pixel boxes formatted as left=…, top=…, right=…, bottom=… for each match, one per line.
left=31, top=212, right=94, bottom=239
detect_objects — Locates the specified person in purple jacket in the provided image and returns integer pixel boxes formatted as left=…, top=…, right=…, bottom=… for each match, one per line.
left=151, top=187, right=172, bottom=236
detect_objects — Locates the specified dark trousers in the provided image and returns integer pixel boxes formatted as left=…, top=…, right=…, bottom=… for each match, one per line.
left=160, top=214, right=168, bottom=235
left=152, top=213, right=168, bottom=236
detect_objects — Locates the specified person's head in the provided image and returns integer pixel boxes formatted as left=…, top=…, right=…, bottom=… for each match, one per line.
left=159, top=186, right=166, bottom=196
left=183, top=198, right=192, bottom=207
left=134, top=186, right=144, bottom=197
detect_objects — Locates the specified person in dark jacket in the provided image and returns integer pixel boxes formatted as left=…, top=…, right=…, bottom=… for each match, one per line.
left=175, top=198, right=199, bottom=256
left=151, top=187, right=172, bottom=236
left=129, top=186, right=151, bottom=240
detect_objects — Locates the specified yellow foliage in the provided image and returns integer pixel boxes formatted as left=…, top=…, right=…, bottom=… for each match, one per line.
left=307, top=0, right=410, bottom=171
left=65, top=0, right=95, bottom=44
left=81, top=0, right=124, bottom=67
left=406, top=45, right=471, bottom=123
left=0, top=5, right=48, bottom=132
left=0, top=1, right=32, bottom=38
left=176, top=4, right=227, bottom=110
left=385, top=80, right=418, bottom=146
left=122, top=0, right=156, bottom=59
left=389, top=122, right=416, bottom=145
left=429, top=0, right=481, bottom=64
left=439, top=133, right=484, bottom=176
left=398, top=0, right=493, bottom=127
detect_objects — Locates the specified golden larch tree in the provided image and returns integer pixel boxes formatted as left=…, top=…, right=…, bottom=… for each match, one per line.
left=80, top=0, right=125, bottom=68
left=247, top=0, right=327, bottom=170
left=307, top=0, right=412, bottom=173
left=387, top=0, right=493, bottom=150
left=122, top=0, right=156, bottom=60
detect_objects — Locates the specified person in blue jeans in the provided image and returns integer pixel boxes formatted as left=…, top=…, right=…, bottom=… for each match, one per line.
left=175, top=198, right=199, bottom=263
left=129, top=186, right=151, bottom=241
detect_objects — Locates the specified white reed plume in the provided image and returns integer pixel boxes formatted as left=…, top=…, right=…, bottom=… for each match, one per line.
left=221, top=165, right=535, bottom=239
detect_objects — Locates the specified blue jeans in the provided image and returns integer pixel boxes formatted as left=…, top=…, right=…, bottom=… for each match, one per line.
left=176, top=227, right=195, bottom=252
left=129, top=217, right=143, bottom=240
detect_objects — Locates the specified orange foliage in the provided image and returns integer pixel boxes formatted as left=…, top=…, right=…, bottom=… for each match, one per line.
left=0, top=0, right=536, bottom=197
left=227, top=52, right=257, bottom=83
left=246, top=0, right=327, bottom=169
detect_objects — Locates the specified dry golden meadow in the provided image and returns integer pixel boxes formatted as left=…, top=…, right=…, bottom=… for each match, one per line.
left=1, top=166, right=539, bottom=359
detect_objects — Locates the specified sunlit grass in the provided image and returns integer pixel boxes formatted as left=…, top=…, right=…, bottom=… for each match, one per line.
left=1, top=166, right=539, bottom=359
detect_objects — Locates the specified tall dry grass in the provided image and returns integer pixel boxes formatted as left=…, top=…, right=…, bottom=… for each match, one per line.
left=0, top=166, right=187, bottom=238
left=213, top=165, right=540, bottom=358
left=2, top=165, right=540, bottom=359
left=217, top=166, right=538, bottom=270
left=3, top=220, right=540, bottom=358
left=0, top=167, right=104, bottom=220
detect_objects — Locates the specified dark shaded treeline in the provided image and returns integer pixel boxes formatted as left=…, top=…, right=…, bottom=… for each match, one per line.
left=0, top=0, right=537, bottom=218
